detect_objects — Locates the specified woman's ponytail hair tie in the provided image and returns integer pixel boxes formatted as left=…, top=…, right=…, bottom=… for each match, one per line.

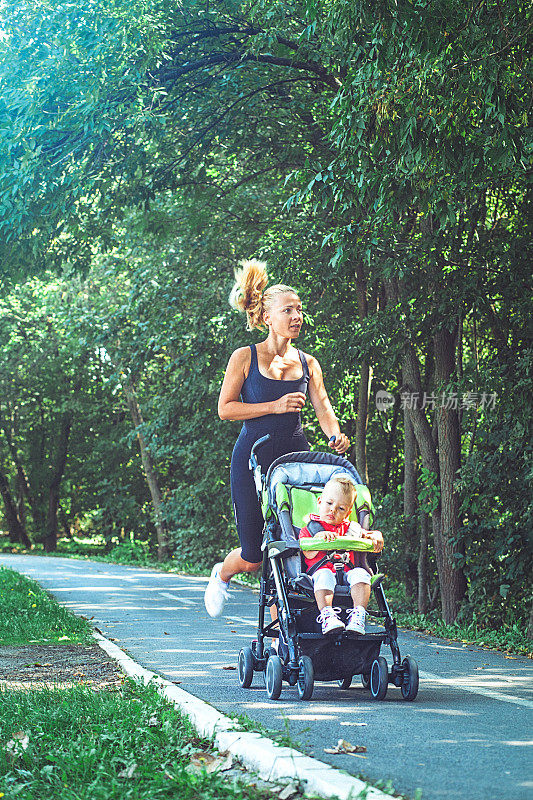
left=229, top=259, right=298, bottom=331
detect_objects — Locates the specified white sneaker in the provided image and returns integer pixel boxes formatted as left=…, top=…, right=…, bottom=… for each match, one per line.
left=204, top=563, right=230, bottom=618
left=317, top=607, right=345, bottom=636
left=346, top=606, right=366, bottom=635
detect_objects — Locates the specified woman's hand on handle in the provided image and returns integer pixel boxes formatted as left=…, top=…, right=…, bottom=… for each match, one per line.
left=271, top=392, right=306, bottom=414
left=328, top=433, right=350, bottom=454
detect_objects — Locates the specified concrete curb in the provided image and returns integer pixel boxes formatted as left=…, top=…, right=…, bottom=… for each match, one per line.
left=93, top=631, right=395, bottom=800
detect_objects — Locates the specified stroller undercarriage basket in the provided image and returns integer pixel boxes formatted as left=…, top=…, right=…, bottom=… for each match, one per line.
left=237, top=442, right=419, bottom=702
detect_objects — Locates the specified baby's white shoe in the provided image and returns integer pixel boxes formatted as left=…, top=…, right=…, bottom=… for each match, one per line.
left=317, top=607, right=345, bottom=636
left=346, top=606, right=366, bottom=635
left=204, top=563, right=230, bottom=618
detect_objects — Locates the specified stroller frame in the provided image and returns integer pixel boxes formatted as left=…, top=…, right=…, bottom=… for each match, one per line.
left=237, top=435, right=419, bottom=701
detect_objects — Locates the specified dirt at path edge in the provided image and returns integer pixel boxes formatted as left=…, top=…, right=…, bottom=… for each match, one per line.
left=0, top=644, right=124, bottom=690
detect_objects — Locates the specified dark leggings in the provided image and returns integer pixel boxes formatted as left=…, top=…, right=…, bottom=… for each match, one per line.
left=230, top=430, right=310, bottom=563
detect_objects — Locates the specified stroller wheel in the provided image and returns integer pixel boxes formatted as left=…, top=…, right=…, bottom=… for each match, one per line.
left=361, top=672, right=370, bottom=690
left=337, top=676, right=352, bottom=690
left=238, top=647, right=254, bottom=689
left=265, top=655, right=283, bottom=700
left=400, top=655, right=419, bottom=701
left=297, top=656, right=314, bottom=701
left=370, top=657, right=388, bottom=701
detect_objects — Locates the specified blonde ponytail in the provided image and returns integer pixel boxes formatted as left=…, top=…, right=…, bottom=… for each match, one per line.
left=229, top=259, right=268, bottom=330
left=229, top=259, right=298, bottom=331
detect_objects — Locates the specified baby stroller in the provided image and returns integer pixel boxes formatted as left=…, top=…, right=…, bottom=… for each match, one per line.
left=237, top=435, right=419, bottom=702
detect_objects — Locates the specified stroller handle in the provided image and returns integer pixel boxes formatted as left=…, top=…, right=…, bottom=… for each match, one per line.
left=250, top=434, right=271, bottom=466
left=249, top=435, right=271, bottom=501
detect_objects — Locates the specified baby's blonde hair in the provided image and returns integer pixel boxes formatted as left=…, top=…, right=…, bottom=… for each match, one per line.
left=323, top=475, right=357, bottom=507
left=229, top=259, right=298, bottom=331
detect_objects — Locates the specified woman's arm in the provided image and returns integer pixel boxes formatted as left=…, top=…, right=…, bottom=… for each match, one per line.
left=218, top=348, right=306, bottom=421
left=306, top=354, right=350, bottom=453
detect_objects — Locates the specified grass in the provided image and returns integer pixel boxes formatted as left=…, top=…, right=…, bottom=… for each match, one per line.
left=0, top=566, right=93, bottom=646
left=0, top=680, right=278, bottom=800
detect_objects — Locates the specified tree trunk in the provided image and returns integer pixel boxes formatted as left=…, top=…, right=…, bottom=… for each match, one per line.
left=44, top=413, right=72, bottom=552
left=0, top=417, right=41, bottom=528
left=403, top=400, right=419, bottom=601
left=0, top=466, right=31, bottom=547
left=58, top=502, right=72, bottom=538
left=527, top=599, right=533, bottom=642
left=384, top=278, right=465, bottom=622
left=122, top=377, right=170, bottom=561
left=434, top=326, right=467, bottom=623
left=380, top=393, right=399, bottom=496
left=16, top=474, right=26, bottom=529
left=418, top=512, right=430, bottom=614
left=398, top=337, right=448, bottom=618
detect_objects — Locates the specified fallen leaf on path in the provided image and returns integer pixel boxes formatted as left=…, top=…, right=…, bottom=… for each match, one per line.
left=278, top=782, right=299, bottom=799
left=164, top=632, right=170, bottom=635
left=187, top=750, right=233, bottom=774
left=222, top=665, right=237, bottom=670
left=324, top=739, right=367, bottom=755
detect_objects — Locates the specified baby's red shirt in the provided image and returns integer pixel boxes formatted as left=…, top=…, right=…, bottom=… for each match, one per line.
left=299, top=513, right=354, bottom=574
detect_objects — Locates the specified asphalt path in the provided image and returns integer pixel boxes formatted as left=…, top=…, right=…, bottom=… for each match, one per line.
left=1, top=554, right=531, bottom=800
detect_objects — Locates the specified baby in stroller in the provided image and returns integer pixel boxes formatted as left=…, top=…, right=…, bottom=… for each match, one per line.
left=299, top=475, right=384, bottom=637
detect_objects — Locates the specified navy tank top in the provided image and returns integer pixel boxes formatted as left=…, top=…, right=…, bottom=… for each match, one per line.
left=230, top=343, right=311, bottom=563
left=240, top=344, right=310, bottom=439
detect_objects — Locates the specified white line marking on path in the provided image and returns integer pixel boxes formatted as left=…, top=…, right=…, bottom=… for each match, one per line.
left=420, top=671, right=533, bottom=710
left=224, top=615, right=258, bottom=627
left=159, top=592, right=196, bottom=605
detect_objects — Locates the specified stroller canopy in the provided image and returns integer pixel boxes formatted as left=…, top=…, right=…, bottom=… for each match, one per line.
left=265, top=450, right=363, bottom=507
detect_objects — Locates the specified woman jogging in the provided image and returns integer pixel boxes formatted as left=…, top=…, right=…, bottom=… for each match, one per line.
left=204, top=259, right=350, bottom=617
